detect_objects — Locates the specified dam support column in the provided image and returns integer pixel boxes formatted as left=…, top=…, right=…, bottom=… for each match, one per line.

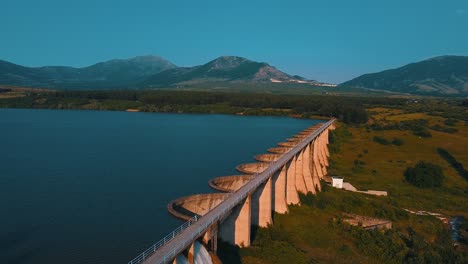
left=316, top=134, right=324, bottom=175
left=313, top=139, right=324, bottom=180
left=302, top=143, right=316, bottom=194
left=203, top=223, right=218, bottom=252
left=173, top=255, right=190, bottom=264
left=235, top=194, right=251, bottom=246
left=286, top=157, right=300, bottom=205
left=252, top=177, right=272, bottom=227
left=219, top=195, right=251, bottom=247
left=295, top=151, right=307, bottom=194
left=273, top=166, right=288, bottom=214
left=187, top=242, right=195, bottom=264
left=318, top=133, right=328, bottom=176
left=308, top=142, right=319, bottom=193
left=312, top=139, right=323, bottom=192
left=311, top=140, right=321, bottom=192
left=320, top=132, right=329, bottom=167
left=324, top=129, right=330, bottom=158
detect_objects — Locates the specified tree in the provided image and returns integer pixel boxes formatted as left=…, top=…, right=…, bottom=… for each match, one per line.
left=462, top=99, right=468, bottom=107
left=404, top=161, right=444, bottom=188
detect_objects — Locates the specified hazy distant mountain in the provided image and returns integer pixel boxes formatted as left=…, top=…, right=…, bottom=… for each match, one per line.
left=0, top=55, right=330, bottom=89
left=142, top=56, right=314, bottom=87
left=0, top=55, right=176, bottom=88
left=341, top=56, right=468, bottom=95
left=78, top=56, right=177, bottom=83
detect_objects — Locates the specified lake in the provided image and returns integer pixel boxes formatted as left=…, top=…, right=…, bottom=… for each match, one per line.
left=0, top=108, right=318, bottom=264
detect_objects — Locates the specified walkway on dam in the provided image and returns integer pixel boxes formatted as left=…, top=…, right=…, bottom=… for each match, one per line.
left=132, top=119, right=335, bottom=264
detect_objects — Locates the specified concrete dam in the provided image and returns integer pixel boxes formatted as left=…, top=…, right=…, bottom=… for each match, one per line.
left=129, top=119, right=336, bottom=264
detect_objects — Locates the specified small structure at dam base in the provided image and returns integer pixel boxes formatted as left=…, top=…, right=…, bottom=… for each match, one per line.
left=342, top=213, right=392, bottom=230
left=331, top=176, right=344, bottom=189
left=326, top=176, right=387, bottom=197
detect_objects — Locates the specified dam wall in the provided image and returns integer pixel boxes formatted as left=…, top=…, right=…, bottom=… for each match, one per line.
left=129, top=119, right=336, bottom=264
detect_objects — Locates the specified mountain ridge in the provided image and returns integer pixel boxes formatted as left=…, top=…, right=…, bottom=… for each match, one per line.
left=341, top=55, right=468, bottom=95
left=0, top=55, right=177, bottom=88
left=143, top=56, right=305, bottom=87
left=0, top=55, right=326, bottom=89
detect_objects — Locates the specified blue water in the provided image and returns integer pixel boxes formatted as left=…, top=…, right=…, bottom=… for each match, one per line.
left=0, top=108, right=317, bottom=264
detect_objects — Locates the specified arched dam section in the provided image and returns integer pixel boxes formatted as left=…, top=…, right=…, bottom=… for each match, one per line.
left=167, top=193, right=230, bottom=221
left=277, top=141, right=297, bottom=148
left=286, top=137, right=303, bottom=143
left=267, top=146, right=291, bottom=154
left=254, top=153, right=282, bottom=162
left=236, top=162, right=270, bottom=174
left=208, top=175, right=254, bottom=193
left=128, top=119, right=336, bottom=264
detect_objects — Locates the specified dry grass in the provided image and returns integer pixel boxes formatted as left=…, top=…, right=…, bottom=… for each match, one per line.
left=333, top=108, right=468, bottom=216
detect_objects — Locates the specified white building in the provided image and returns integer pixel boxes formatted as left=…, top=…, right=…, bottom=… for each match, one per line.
left=331, top=176, right=343, bottom=189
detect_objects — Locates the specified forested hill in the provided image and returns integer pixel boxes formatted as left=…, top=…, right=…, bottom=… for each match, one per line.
left=341, top=56, right=468, bottom=96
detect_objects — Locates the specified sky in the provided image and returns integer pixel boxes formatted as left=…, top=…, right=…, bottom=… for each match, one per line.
left=1, top=0, right=467, bottom=83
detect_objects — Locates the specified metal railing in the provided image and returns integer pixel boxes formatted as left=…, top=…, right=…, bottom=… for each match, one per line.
left=128, top=215, right=199, bottom=264
left=128, top=119, right=336, bottom=264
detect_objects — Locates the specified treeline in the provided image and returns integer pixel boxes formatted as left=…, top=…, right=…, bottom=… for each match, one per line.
left=370, top=119, right=434, bottom=137
left=437, top=148, right=468, bottom=181
left=0, top=90, right=409, bottom=124
left=137, top=91, right=373, bottom=124
left=462, top=99, right=468, bottom=107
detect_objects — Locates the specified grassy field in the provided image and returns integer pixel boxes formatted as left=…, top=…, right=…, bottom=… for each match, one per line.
left=333, top=108, right=467, bottom=214
left=219, top=106, right=468, bottom=264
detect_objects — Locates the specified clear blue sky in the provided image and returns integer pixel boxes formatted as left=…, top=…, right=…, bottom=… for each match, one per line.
left=1, top=0, right=467, bottom=83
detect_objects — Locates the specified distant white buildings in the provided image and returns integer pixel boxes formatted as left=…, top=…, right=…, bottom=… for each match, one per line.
left=313, top=83, right=337, bottom=87
left=269, top=78, right=337, bottom=87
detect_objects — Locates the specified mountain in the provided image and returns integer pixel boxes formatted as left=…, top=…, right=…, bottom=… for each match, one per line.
left=142, top=56, right=313, bottom=87
left=341, top=56, right=468, bottom=95
left=0, top=55, right=329, bottom=89
left=0, top=55, right=176, bottom=88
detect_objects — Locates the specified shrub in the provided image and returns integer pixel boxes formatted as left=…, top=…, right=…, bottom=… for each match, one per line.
left=391, top=138, right=404, bottom=146
left=404, top=161, right=444, bottom=188
left=353, top=159, right=366, bottom=173
left=354, top=159, right=366, bottom=166
left=373, top=136, right=390, bottom=145
left=400, top=119, right=429, bottom=130
left=413, top=128, right=432, bottom=138
left=444, top=118, right=458, bottom=126
left=430, top=125, right=458, bottom=134
left=462, top=99, right=468, bottom=107
left=374, top=136, right=403, bottom=146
